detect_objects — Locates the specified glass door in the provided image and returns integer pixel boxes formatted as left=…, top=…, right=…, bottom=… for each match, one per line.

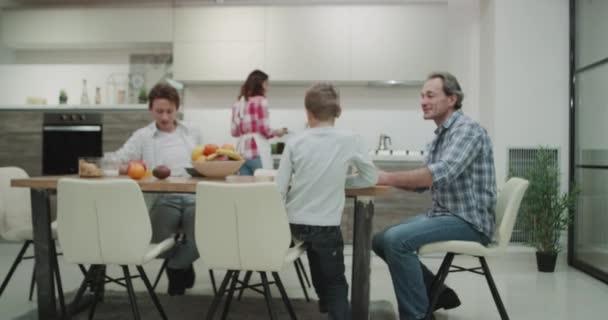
left=569, top=0, right=608, bottom=283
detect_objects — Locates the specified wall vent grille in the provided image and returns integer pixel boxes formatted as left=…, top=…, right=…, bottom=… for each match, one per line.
left=507, top=147, right=559, bottom=243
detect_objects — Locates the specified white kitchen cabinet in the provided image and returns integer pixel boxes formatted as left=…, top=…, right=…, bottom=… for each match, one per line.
left=171, top=4, right=448, bottom=82
left=174, top=7, right=264, bottom=42
left=173, top=7, right=265, bottom=81
left=264, top=6, right=351, bottom=81
left=350, top=5, right=449, bottom=81
left=1, top=8, right=173, bottom=49
left=173, top=42, right=264, bottom=81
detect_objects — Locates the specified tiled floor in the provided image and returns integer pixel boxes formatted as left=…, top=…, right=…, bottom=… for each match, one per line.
left=1, top=243, right=607, bottom=319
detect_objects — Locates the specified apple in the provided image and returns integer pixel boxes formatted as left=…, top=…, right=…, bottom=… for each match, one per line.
left=203, top=144, right=219, bottom=156
left=191, top=145, right=205, bottom=162
left=153, top=165, right=171, bottom=179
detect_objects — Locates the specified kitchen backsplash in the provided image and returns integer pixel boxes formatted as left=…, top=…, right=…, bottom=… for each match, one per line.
left=183, top=85, right=436, bottom=152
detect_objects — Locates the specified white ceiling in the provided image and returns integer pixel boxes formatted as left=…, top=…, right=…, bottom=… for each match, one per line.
left=1, top=0, right=446, bottom=9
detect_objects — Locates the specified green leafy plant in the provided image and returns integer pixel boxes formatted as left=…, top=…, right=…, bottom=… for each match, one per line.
left=519, top=147, right=579, bottom=253
left=59, top=89, right=68, bottom=104
left=138, top=87, right=148, bottom=103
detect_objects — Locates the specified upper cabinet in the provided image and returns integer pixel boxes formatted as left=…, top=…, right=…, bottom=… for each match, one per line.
left=1, top=8, right=173, bottom=49
left=173, top=4, right=448, bottom=82
left=350, top=5, right=448, bottom=81
left=173, top=7, right=265, bottom=81
left=264, top=6, right=351, bottom=81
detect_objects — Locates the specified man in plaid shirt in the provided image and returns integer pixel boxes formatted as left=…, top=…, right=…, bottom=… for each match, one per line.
left=372, top=72, right=497, bottom=320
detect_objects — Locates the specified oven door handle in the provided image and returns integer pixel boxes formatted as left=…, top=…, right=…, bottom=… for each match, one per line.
left=43, top=125, right=101, bottom=132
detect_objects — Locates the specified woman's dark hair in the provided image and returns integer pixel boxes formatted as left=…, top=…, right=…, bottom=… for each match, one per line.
left=148, top=82, right=180, bottom=110
left=239, top=69, right=269, bottom=100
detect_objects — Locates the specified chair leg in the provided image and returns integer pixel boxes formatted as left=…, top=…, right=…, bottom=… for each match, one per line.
left=209, top=269, right=217, bottom=295
left=205, top=270, right=234, bottom=320
left=220, top=271, right=241, bottom=320
left=122, top=266, right=141, bottom=320
left=425, top=253, right=455, bottom=320
left=137, top=266, right=168, bottom=320
left=272, top=272, right=297, bottom=320
left=152, top=259, right=168, bottom=291
left=296, top=258, right=311, bottom=288
left=479, top=257, right=509, bottom=320
left=260, top=272, right=278, bottom=320
left=87, top=290, right=100, bottom=320
left=50, top=242, right=68, bottom=320
left=78, top=264, right=88, bottom=277
left=0, top=240, right=32, bottom=297
left=236, top=271, right=253, bottom=300
left=28, top=260, right=36, bottom=301
left=293, top=260, right=310, bottom=302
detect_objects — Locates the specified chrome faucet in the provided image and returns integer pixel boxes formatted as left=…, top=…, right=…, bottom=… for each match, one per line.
left=378, top=134, right=392, bottom=151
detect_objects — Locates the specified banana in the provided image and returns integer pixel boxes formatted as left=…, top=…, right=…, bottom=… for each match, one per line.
left=206, top=153, right=219, bottom=161
left=216, top=148, right=243, bottom=160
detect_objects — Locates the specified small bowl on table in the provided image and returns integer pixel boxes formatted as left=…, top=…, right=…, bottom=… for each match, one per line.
left=191, top=160, right=245, bottom=178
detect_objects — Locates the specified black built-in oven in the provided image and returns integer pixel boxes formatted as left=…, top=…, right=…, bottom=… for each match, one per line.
left=42, top=112, right=103, bottom=175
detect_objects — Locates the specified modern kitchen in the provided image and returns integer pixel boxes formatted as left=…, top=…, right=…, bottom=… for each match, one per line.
left=1, top=0, right=607, bottom=320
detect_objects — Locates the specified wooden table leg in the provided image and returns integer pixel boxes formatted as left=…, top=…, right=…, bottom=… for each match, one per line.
left=351, top=196, right=375, bottom=320
left=30, top=189, right=58, bottom=320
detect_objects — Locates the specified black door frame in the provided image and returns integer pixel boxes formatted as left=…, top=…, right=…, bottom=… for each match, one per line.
left=568, top=0, right=608, bottom=285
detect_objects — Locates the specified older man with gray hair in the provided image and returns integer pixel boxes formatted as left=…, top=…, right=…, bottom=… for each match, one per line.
left=372, top=72, right=497, bottom=320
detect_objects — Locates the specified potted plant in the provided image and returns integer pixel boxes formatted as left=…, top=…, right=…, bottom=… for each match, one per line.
left=138, top=87, right=148, bottom=104
left=59, top=89, right=68, bottom=104
left=519, top=147, right=579, bottom=272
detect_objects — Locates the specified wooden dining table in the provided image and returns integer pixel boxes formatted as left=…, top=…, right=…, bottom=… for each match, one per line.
left=12, top=175, right=389, bottom=320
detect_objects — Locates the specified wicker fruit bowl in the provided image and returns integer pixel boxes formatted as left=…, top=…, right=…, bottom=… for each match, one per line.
left=192, top=160, right=245, bottom=178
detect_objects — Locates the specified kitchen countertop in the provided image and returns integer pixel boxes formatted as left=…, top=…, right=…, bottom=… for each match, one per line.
left=272, top=150, right=425, bottom=163
left=0, top=104, right=148, bottom=111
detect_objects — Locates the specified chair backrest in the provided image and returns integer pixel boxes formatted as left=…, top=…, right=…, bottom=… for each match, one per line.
left=0, top=167, right=32, bottom=239
left=254, top=169, right=278, bottom=178
left=57, top=178, right=152, bottom=265
left=195, top=181, right=291, bottom=272
left=494, top=177, right=529, bottom=249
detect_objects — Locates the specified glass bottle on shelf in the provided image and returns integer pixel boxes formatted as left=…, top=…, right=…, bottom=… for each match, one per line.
left=95, top=87, right=101, bottom=104
left=80, top=79, right=90, bottom=105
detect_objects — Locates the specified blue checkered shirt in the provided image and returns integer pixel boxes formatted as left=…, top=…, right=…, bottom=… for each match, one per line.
left=425, top=110, right=497, bottom=239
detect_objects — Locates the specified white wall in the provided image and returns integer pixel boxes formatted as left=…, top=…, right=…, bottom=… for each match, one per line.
left=448, top=0, right=481, bottom=121
left=183, top=85, right=436, bottom=152
left=486, top=0, right=570, bottom=186
left=0, top=64, right=129, bottom=105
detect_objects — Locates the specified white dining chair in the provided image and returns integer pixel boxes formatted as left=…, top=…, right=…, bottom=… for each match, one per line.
left=419, top=177, right=529, bottom=320
left=57, top=178, right=176, bottom=320
left=0, top=166, right=62, bottom=304
left=236, top=168, right=312, bottom=302
left=195, top=181, right=306, bottom=320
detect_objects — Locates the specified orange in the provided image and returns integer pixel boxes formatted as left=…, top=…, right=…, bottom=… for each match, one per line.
left=127, top=163, right=146, bottom=179
left=221, top=144, right=236, bottom=151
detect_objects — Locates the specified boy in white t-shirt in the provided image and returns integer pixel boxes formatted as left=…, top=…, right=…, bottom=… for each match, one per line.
left=276, top=83, right=378, bottom=320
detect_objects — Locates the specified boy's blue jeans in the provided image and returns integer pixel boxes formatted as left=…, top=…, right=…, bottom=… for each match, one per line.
left=290, top=224, right=351, bottom=320
left=372, top=214, right=489, bottom=320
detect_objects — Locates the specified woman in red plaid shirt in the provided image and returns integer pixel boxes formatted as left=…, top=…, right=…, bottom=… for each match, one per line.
left=231, top=70, right=288, bottom=175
